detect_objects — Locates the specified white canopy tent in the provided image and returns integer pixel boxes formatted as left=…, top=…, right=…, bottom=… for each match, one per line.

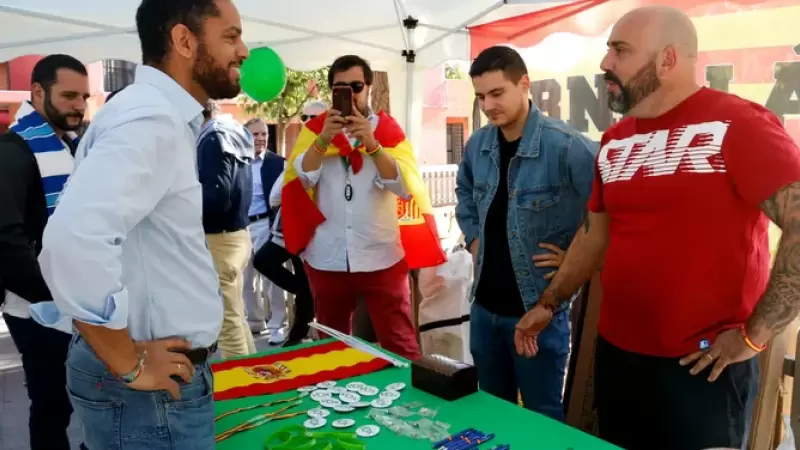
left=0, top=0, right=560, bottom=146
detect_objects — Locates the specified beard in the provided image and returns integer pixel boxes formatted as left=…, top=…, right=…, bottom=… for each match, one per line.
left=193, top=42, right=241, bottom=100
left=44, top=90, right=84, bottom=131
left=604, top=58, right=661, bottom=115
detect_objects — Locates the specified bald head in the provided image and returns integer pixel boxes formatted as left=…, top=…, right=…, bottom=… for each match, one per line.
left=616, top=5, right=698, bottom=59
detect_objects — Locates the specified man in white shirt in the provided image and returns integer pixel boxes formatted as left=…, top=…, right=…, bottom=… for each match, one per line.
left=286, top=55, right=427, bottom=360
left=30, top=0, right=249, bottom=448
left=0, top=54, right=88, bottom=450
left=242, top=117, right=287, bottom=343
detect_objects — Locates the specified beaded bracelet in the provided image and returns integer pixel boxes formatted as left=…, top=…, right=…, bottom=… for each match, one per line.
left=740, top=324, right=767, bottom=352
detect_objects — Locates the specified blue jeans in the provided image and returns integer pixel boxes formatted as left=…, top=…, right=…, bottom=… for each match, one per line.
left=469, top=302, right=570, bottom=421
left=66, top=336, right=215, bottom=450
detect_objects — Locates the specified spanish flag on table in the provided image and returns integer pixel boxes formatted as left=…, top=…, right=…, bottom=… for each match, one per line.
left=212, top=340, right=390, bottom=401
left=281, top=111, right=446, bottom=269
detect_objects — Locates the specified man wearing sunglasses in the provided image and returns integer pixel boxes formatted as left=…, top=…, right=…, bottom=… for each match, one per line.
left=281, top=55, right=444, bottom=360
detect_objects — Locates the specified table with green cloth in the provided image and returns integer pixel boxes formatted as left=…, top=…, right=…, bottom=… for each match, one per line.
left=214, top=340, right=619, bottom=449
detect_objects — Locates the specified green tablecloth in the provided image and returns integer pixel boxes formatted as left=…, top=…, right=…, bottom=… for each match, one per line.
left=214, top=340, right=619, bottom=449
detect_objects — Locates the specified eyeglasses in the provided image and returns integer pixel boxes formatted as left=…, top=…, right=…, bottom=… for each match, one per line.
left=301, top=114, right=317, bottom=122
left=332, top=81, right=366, bottom=94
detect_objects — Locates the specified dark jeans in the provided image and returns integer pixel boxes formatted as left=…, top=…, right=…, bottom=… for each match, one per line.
left=469, top=302, right=570, bottom=421
left=253, top=241, right=314, bottom=346
left=4, top=313, right=74, bottom=450
left=594, top=336, right=759, bottom=450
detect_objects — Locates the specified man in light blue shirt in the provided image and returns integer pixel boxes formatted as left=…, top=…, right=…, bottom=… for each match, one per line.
left=30, top=0, right=249, bottom=448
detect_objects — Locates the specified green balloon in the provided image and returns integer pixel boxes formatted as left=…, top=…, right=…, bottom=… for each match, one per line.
left=240, top=47, right=287, bottom=103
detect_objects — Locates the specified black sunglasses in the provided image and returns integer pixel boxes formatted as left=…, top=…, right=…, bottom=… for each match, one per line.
left=301, top=114, right=317, bottom=122
left=332, top=81, right=366, bottom=94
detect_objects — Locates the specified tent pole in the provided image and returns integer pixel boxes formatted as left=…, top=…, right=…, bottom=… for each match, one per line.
left=401, top=16, right=418, bottom=135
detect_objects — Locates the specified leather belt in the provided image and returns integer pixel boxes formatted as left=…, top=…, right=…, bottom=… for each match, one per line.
left=176, top=343, right=217, bottom=365
left=249, top=212, right=269, bottom=222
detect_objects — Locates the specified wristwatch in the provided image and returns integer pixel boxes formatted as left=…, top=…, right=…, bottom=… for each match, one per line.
left=116, top=351, right=146, bottom=384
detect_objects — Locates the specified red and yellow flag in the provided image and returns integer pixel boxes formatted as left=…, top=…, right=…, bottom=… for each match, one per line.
left=281, top=111, right=446, bottom=269
left=211, top=341, right=390, bottom=401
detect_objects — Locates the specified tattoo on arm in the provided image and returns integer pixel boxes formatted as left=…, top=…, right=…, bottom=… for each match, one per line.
left=748, top=181, right=800, bottom=336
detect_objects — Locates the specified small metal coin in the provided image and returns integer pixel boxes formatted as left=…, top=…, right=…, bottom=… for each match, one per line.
left=356, top=425, right=381, bottom=437
left=310, top=390, right=333, bottom=401
left=330, top=386, right=348, bottom=395
left=303, top=418, right=327, bottom=429
left=339, top=392, right=361, bottom=403
left=333, top=404, right=355, bottom=413
left=332, top=418, right=356, bottom=429
left=298, top=385, right=318, bottom=392
left=346, top=382, right=365, bottom=391
left=370, top=398, right=392, bottom=408
left=379, top=390, right=401, bottom=401
left=307, top=408, right=330, bottom=418
left=358, top=386, right=379, bottom=396
left=385, top=382, right=406, bottom=391
left=317, top=381, right=337, bottom=389
left=320, top=398, right=342, bottom=408
left=351, top=401, right=371, bottom=408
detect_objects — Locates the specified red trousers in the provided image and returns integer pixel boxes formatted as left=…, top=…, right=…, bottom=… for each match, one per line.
left=304, top=260, right=421, bottom=360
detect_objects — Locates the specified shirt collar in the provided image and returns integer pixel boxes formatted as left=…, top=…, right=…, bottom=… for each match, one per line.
left=134, top=65, right=204, bottom=126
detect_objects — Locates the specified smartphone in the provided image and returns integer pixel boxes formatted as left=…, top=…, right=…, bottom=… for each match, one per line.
left=332, top=86, right=353, bottom=117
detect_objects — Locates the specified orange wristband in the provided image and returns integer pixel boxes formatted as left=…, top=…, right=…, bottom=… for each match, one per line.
left=366, top=144, right=382, bottom=155
left=312, top=138, right=327, bottom=155
left=741, top=325, right=767, bottom=352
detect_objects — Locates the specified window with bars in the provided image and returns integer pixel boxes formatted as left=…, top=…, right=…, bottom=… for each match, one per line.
left=446, top=122, right=465, bottom=165
left=103, top=59, right=137, bottom=92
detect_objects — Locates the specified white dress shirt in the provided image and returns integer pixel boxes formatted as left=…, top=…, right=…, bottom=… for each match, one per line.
left=249, top=153, right=267, bottom=217
left=293, top=115, right=411, bottom=273
left=30, top=66, right=223, bottom=348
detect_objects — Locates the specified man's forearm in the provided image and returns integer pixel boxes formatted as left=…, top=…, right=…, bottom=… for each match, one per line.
left=540, top=211, right=608, bottom=307
left=371, top=147, right=399, bottom=180
left=747, top=181, right=800, bottom=343
left=74, top=321, right=139, bottom=376
left=301, top=144, right=326, bottom=172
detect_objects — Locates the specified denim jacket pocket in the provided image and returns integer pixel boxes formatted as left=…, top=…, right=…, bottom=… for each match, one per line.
left=516, top=189, right=562, bottom=238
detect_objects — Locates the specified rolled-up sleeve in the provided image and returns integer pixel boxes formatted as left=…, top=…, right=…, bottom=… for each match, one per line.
left=38, top=115, right=178, bottom=329
left=269, top=170, right=285, bottom=208
left=374, top=160, right=410, bottom=200
left=293, top=151, right=322, bottom=188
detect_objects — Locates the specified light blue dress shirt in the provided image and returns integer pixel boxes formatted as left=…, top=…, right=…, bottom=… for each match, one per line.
left=248, top=154, right=267, bottom=217
left=30, top=65, right=223, bottom=348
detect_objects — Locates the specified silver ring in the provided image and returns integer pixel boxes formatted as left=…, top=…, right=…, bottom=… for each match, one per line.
left=705, top=353, right=715, bottom=360
left=176, top=363, right=183, bottom=372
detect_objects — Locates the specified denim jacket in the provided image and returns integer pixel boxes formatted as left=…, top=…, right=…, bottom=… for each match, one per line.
left=455, top=105, right=598, bottom=313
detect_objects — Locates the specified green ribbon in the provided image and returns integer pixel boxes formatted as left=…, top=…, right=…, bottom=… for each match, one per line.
left=264, top=425, right=366, bottom=450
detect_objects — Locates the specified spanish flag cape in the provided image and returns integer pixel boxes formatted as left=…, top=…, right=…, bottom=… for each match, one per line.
left=211, top=340, right=390, bottom=400
left=281, top=111, right=446, bottom=269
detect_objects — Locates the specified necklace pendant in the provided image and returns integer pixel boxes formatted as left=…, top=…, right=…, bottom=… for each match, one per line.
left=344, top=182, right=353, bottom=201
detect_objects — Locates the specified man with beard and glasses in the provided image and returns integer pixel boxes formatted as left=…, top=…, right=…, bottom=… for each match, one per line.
left=197, top=101, right=257, bottom=357
left=282, top=55, right=445, bottom=360
left=455, top=46, right=596, bottom=420
left=0, top=54, right=88, bottom=450
left=242, top=117, right=288, bottom=343
left=29, top=0, right=249, bottom=448
left=513, top=5, right=800, bottom=449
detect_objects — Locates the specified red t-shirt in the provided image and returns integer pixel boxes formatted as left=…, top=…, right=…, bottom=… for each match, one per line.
left=589, top=87, right=800, bottom=357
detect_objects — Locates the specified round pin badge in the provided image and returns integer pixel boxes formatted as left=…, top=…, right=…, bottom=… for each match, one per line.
left=303, top=417, right=327, bottom=429
left=320, top=398, right=342, bottom=408
left=307, top=408, right=330, bottom=418
left=385, top=382, right=406, bottom=391
left=333, top=404, right=355, bottom=413
left=370, top=398, right=392, bottom=408
left=358, top=386, right=379, bottom=396
left=310, top=390, right=333, bottom=402
left=339, top=392, right=361, bottom=403
left=332, top=418, right=356, bottom=429
left=317, top=381, right=337, bottom=389
left=298, top=385, right=318, bottom=392
left=346, top=382, right=365, bottom=391
left=330, top=386, right=348, bottom=395
left=356, top=425, right=381, bottom=438
left=351, top=401, right=371, bottom=408
left=379, top=390, right=401, bottom=401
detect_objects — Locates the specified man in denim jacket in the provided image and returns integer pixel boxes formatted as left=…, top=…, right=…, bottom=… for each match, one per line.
left=455, top=46, right=597, bottom=420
